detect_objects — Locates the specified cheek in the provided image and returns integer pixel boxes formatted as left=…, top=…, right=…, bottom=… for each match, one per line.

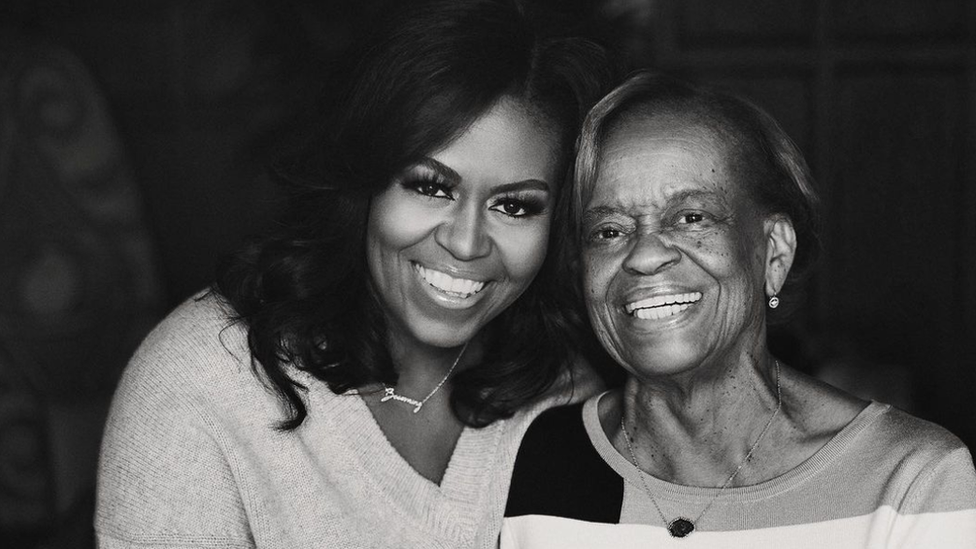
left=580, top=262, right=623, bottom=359
left=496, top=221, right=550, bottom=284
left=581, top=253, right=615, bottom=319
left=581, top=251, right=610, bottom=295
left=368, top=193, right=431, bottom=251
left=680, top=227, right=748, bottom=278
left=364, top=220, right=393, bottom=297
left=366, top=196, right=424, bottom=294
left=722, top=229, right=765, bottom=282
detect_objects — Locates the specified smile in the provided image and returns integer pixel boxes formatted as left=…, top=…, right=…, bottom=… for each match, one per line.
left=625, top=292, right=703, bottom=320
left=414, top=264, right=487, bottom=298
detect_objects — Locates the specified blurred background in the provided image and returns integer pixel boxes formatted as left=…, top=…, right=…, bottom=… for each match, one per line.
left=0, top=0, right=973, bottom=546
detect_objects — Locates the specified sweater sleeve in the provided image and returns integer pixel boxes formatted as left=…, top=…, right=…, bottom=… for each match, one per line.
left=95, top=307, right=255, bottom=548
left=889, top=445, right=976, bottom=549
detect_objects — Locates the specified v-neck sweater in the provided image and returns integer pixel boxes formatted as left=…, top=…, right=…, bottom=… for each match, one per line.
left=95, top=293, right=595, bottom=549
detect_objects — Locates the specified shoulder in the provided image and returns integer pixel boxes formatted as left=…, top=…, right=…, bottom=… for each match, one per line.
left=827, top=401, right=972, bottom=471
left=536, top=353, right=607, bottom=408
left=853, top=403, right=976, bottom=513
left=103, top=290, right=284, bottom=459
left=785, top=367, right=968, bottom=465
left=514, top=403, right=589, bottom=461
left=869, top=404, right=971, bottom=458
left=507, top=403, right=586, bottom=505
left=129, top=291, right=248, bottom=379
left=96, top=292, right=260, bottom=545
left=506, top=395, right=623, bottom=523
left=117, top=291, right=261, bottom=405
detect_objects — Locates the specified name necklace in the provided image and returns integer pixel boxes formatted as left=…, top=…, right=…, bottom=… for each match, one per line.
left=381, top=342, right=468, bottom=414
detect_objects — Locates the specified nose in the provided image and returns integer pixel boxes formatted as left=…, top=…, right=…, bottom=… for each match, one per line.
left=434, top=203, right=492, bottom=260
left=622, top=231, right=681, bottom=276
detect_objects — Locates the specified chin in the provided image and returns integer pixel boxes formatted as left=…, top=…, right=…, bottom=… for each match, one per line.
left=616, top=339, right=704, bottom=379
left=404, top=318, right=480, bottom=350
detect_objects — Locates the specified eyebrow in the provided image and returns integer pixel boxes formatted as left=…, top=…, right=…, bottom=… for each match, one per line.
left=419, top=157, right=551, bottom=193
left=493, top=180, right=550, bottom=194
left=665, top=189, right=722, bottom=205
left=418, top=158, right=461, bottom=183
left=581, top=206, right=621, bottom=227
left=581, top=189, right=724, bottom=225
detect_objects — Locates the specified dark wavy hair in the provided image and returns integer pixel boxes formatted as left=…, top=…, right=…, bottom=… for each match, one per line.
left=571, top=70, right=821, bottom=323
left=214, top=0, right=614, bottom=429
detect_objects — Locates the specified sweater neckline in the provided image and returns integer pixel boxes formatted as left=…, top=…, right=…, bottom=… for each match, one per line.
left=306, top=381, right=506, bottom=539
left=583, top=391, right=888, bottom=503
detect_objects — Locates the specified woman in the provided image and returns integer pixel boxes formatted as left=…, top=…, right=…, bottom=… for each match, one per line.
left=502, top=72, right=976, bottom=547
left=95, top=1, right=611, bottom=547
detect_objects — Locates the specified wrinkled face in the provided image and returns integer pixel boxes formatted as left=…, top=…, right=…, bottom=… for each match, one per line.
left=580, top=113, right=771, bottom=378
left=367, top=98, right=561, bottom=351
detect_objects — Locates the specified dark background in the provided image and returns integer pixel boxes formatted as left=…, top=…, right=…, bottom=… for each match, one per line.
left=1, top=0, right=974, bottom=547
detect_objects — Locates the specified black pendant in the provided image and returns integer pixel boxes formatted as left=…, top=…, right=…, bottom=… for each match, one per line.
left=668, top=518, right=695, bottom=538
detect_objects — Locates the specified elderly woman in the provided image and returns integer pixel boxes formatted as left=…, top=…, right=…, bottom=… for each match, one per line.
left=501, top=71, right=976, bottom=548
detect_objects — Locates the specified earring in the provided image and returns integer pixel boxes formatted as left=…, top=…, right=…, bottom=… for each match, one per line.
left=768, top=295, right=780, bottom=309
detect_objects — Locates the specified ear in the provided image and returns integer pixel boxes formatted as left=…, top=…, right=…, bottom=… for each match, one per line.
left=763, top=215, right=796, bottom=297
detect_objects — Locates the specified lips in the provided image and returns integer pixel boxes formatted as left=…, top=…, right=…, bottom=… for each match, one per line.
left=414, top=263, right=487, bottom=298
left=624, top=291, right=703, bottom=320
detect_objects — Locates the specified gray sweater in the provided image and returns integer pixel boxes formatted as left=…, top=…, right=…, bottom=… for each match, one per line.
left=95, top=293, right=592, bottom=548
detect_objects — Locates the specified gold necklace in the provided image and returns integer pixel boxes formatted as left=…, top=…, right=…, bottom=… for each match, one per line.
left=380, top=342, right=468, bottom=414
left=619, top=360, right=781, bottom=538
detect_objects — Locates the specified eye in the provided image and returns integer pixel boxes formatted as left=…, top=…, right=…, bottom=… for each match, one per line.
left=407, top=178, right=452, bottom=199
left=588, top=226, right=622, bottom=241
left=678, top=212, right=706, bottom=224
left=498, top=200, right=526, bottom=216
left=489, top=196, right=545, bottom=218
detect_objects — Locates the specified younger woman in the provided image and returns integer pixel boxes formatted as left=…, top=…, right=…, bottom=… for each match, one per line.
left=95, top=1, right=611, bottom=547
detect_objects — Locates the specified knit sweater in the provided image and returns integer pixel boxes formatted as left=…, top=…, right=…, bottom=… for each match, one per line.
left=95, top=293, right=593, bottom=549
left=502, top=392, right=976, bottom=548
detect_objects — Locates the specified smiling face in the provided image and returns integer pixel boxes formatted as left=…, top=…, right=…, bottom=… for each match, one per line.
left=581, top=112, right=774, bottom=378
left=367, top=98, right=562, bottom=351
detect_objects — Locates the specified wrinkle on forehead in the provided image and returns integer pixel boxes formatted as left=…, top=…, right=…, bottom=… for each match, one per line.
left=590, top=114, right=737, bottom=211
left=606, top=110, right=733, bottom=160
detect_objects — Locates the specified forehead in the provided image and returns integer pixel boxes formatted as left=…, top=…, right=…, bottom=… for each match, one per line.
left=588, top=113, right=741, bottom=207
left=431, top=98, right=563, bottom=185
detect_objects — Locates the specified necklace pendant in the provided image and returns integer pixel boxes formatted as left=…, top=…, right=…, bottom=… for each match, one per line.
left=380, top=386, right=424, bottom=411
left=668, top=518, right=695, bottom=538
left=377, top=343, right=469, bottom=415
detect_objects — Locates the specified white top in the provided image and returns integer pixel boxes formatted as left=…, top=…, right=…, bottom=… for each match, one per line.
left=501, top=391, right=976, bottom=548
left=96, top=293, right=595, bottom=548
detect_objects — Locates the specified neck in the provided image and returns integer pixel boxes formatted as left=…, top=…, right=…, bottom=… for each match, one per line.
left=615, top=354, right=782, bottom=487
left=384, top=332, right=479, bottom=393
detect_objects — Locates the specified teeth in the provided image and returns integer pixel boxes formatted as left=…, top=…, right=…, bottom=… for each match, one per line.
left=625, top=292, right=702, bottom=317
left=415, top=265, right=486, bottom=298
left=634, top=303, right=692, bottom=320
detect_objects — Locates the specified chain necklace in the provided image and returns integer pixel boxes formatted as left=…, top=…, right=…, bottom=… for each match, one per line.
left=619, top=360, right=781, bottom=538
left=380, top=342, right=468, bottom=414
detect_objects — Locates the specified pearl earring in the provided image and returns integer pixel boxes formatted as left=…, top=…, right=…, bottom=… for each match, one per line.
left=768, top=295, right=780, bottom=309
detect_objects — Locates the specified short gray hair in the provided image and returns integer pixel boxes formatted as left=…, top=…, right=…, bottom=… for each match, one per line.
left=569, top=70, right=821, bottom=318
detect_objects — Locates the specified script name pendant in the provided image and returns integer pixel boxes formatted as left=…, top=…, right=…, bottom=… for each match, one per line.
left=380, top=387, right=424, bottom=413
left=380, top=342, right=468, bottom=414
